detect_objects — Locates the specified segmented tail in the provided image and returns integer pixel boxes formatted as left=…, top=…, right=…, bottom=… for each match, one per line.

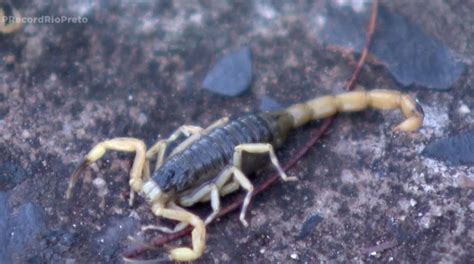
left=285, top=89, right=424, bottom=132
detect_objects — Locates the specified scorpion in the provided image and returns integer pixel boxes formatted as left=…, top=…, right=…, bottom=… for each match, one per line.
left=66, top=89, right=423, bottom=262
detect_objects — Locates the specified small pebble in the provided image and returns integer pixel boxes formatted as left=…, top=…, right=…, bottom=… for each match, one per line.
left=297, top=214, right=324, bottom=240
left=3, top=54, right=16, bottom=64
left=458, top=104, right=470, bottom=114
left=468, top=202, right=474, bottom=211
left=290, top=253, right=299, bottom=260
left=203, top=47, right=253, bottom=97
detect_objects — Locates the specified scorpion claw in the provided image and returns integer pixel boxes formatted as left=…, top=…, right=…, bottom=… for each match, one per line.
left=65, top=160, right=89, bottom=199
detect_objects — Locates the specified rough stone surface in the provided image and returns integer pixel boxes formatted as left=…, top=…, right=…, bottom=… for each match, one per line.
left=1, top=0, right=473, bottom=263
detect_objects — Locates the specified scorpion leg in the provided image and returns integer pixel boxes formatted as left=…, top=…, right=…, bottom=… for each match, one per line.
left=181, top=142, right=298, bottom=227
left=144, top=181, right=221, bottom=234
left=219, top=181, right=240, bottom=197
left=151, top=202, right=206, bottom=262
left=203, top=117, right=229, bottom=133
left=234, top=143, right=297, bottom=182
left=147, top=125, right=203, bottom=170
left=231, top=143, right=297, bottom=226
left=179, top=164, right=254, bottom=227
left=179, top=166, right=238, bottom=223
left=66, top=138, right=146, bottom=199
left=169, top=117, right=229, bottom=157
left=179, top=183, right=221, bottom=225
left=230, top=167, right=254, bottom=227
left=133, top=125, right=202, bottom=206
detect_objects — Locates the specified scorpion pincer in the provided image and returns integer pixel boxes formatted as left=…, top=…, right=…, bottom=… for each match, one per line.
left=66, top=89, right=423, bottom=262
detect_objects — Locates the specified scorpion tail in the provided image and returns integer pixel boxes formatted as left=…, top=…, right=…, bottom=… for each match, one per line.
left=285, top=88, right=424, bottom=132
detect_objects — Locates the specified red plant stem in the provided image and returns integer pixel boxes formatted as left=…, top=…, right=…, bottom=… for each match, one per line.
left=346, top=0, right=379, bottom=91
left=123, top=0, right=379, bottom=259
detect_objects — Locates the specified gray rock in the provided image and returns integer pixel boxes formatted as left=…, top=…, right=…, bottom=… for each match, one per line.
left=297, top=214, right=324, bottom=240
left=259, top=96, right=284, bottom=112
left=0, top=193, right=47, bottom=263
left=422, top=132, right=474, bottom=165
left=318, top=5, right=465, bottom=90
left=0, top=193, right=9, bottom=263
left=203, top=47, right=253, bottom=96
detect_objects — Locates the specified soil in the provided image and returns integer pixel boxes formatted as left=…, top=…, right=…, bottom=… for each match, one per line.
left=1, top=0, right=473, bottom=263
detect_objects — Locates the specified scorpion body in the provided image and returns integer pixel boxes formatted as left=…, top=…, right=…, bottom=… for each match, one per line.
left=67, top=89, right=424, bottom=262
left=154, top=113, right=289, bottom=193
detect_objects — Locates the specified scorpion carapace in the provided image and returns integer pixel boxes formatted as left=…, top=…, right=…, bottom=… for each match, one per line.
left=66, top=89, right=423, bottom=262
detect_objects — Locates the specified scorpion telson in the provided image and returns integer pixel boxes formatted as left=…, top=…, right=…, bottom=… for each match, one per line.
left=67, top=89, right=423, bottom=262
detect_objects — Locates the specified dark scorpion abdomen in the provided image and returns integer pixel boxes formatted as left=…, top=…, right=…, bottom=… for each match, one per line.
left=152, top=112, right=293, bottom=193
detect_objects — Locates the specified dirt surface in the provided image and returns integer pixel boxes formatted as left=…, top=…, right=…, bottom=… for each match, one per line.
left=1, top=0, right=473, bottom=263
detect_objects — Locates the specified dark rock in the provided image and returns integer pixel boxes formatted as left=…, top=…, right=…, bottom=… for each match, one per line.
left=0, top=193, right=9, bottom=263
left=0, top=193, right=47, bottom=263
left=0, top=160, right=28, bottom=191
left=297, top=214, right=323, bottom=240
left=259, top=96, right=284, bottom=112
left=9, top=203, right=47, bottom=252
left=0, top=105, right=9, bottom=119
left=318, top=4, right=465, bottom=90
left=422, top=132, right=474, bottom=165
left=202, top=47, right=253, bottom=96
left=340, top=184, right=359, bottom=198
left=94, top=217, right=140, bottom=257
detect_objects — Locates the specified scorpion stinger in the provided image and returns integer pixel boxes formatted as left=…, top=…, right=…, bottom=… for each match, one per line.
left=68, top=89, right=423, bottom=262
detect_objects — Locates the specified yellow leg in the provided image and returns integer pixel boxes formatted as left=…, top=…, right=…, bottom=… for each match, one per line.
left=146, top=125, right=203, bottom=171
left=151, top=203, right=206, bottom=262
left=179, top=182, right=222, bottom=225
left=197, top=166, right=242, bottom=202
left=233, top=143, right=297, bottom=182
left=231, top=167, right=254, bottom=227
left=219, top=181, right=240, bottom=197
left=231, top=143, right=297, bottom=226
left=203, top=117, right=229, bottom=133
left=66, top=138, right=146, bottom=199
left=169, top=117, right=229, bottom=157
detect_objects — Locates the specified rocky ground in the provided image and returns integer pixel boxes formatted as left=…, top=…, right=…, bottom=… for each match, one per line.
left=0, top=0, right=473, bottom=263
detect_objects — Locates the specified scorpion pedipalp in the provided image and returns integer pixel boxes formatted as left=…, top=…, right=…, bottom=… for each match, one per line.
left=65, top=160, right=89, bottom=199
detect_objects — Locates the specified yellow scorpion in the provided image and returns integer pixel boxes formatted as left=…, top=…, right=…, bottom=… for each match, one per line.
left=67, top=89, right=423, bottom=262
